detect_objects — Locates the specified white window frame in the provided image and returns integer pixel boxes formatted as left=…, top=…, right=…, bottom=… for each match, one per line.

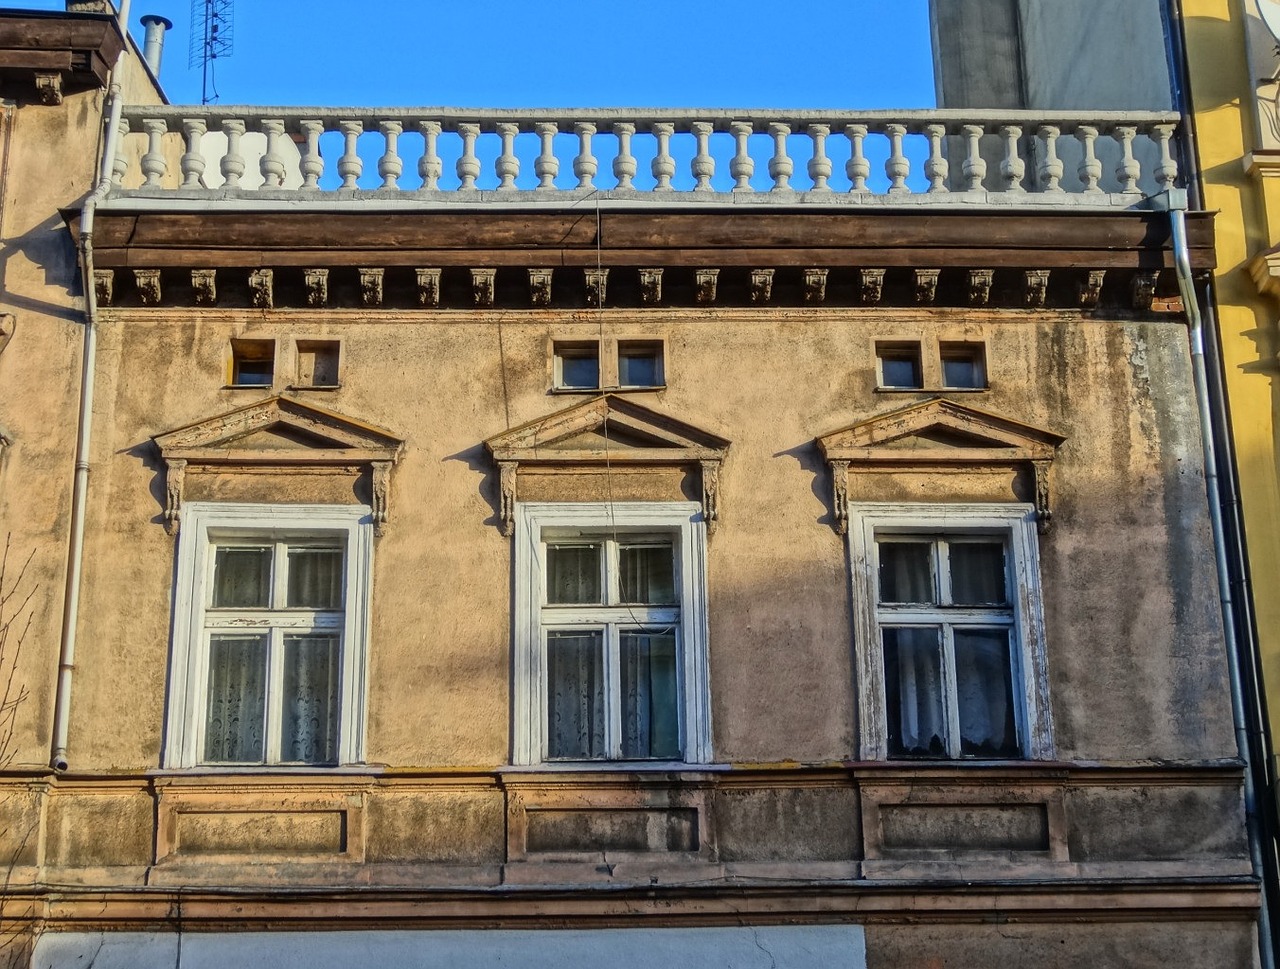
left=846, top=502, right=1053, bottom=761
left=164, top=502, right=374, bottom=769
left=513, top=501, right=712, bottom=767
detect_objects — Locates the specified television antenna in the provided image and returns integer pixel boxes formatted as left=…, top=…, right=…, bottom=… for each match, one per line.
left=188, top=0, right=234, bottom=105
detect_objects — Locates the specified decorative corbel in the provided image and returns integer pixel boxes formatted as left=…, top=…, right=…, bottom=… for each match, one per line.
left=359, top=268, right=385, bottom=307
left=528, top=269, right=553, bottom=308
left=969, top=269, right=994, bottom=307
left=134, top=269, right=162, bottom=306
left=749, top=269, right=774, bottom=305
left=584, top=269, right=609, bottom=307
left=34, top=72, right=62, bottom=106
left=498, top=460, right=518, bottom=538
left=1131, top=271, right=1158, bottom=311
left=699, top=460, right=721, bottom=536
left=417, top=268, right=442, bottom=307
left=249, top=269, right=274, bottom=309
left=914, top=269, right=940, bottom=305
left=1024, top=270, right=1049, bottom=308
left=829, top=459, right=850, bottom=535
left=0, top=313, right=12, bottom=355
left=639, top=268, right=664, bottom=306
left=304, top=268, right=329, bottom=308
left=859, top=269, right=885, bottom=306
left=163, top=458, right=186, bottom=535
left=371, top=460, right=392, bottom=537
left=191, top=269, right=217, bottom=306
left=1079, top=270, right=1106, bottom=310
left=695, top=269, right=719, bottom=306
left=472, top=268, right=496, bottom=307
left=1032, top=459, right=1052, bottom=534
left=804, top=268, right=828, bottom=305
left=94, top=269, right=115, bottom=307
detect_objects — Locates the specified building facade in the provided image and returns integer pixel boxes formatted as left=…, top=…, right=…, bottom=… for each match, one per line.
left=0, top=4, right=1266, bottom=967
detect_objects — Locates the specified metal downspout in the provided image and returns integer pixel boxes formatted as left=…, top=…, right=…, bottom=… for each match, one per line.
left=51, top=2, right=130, bottom=772
left=1168, top=198, right=1276, bottom=969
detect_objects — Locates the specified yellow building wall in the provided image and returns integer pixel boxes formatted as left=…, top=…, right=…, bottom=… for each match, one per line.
left=1183, top=0, right=1280, bottom=739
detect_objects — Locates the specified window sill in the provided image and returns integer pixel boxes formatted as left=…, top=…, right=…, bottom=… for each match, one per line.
left=149, top=764, right=383, bottom=777
left=224, top=384, right=275, bottom=391
left=286, top=384, right=342, bottom=392
left=502, top=761, right=731, bottom=773
left=874, top=386, right=989, bottom=393
left=549, top=385, right=665, bottom=395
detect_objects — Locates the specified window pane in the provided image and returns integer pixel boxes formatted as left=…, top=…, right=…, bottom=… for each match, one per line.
left=212, top=547, right=271, bottom=608
left=619, top=349, right=661, bottom=387
left=620, top=542, right=676, bottom=604
left=942, top=345, right=988, bottom=386
left=620, top=631, right=681, bottom=759
left=546, top=544, right=602, bottom=604
left=559, top=351, right=599, bottom=389
left=546, top=631, right=605, bottom=759
left=287, top=547, right=344, bottom=609
left=878, top=542, right=935, bottom=603
left=949, top=542, right=1008, bottom=605
left=282, top=634, right=341, bottom=764
left=955, top=629, right=1019, bottom=757
left=883, top=627, right=946, bottom=757
left=204, top=634, right=267, bottom=762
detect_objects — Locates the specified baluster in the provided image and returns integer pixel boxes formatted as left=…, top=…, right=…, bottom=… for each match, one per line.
left=140, top=118, right=168, bottom=188
left=338, top=120, right=363, bottom=189
left=729, top=121, right=754, bottom=192
left=259, top=119, right=286, bottom=189
left=1037, top=124, right=1064, bottom=193
left=1114, top=125, right=1140, bottom=194
left=378, top=120, right=404, bottom=189
left=807, top=124, right=832, bottom=192
left=111, top=119, right=129, bottom=185
left=299, top=120, right=324, bottom=190
left=691, top=121, right=714, bottom=192
left=652, top=123, right=676, bottom=191
left=1075, top=125, right=1102, bottom=193
left=456, top=123, right=481, bottom=190
left=220, top=119, right=245, bottom=188
left=961, top=124, right=986, bottom=191
left=768, top=122, right=793, bottom=191
left=1152, top=123, right=1178, bottom=191
left=534, top=122, right=559, bottom=190
left=998, top=124, right=1024, bottom=192
left=884, top=123, right=909, bottom=194
left=573, top=122, right=597, bottom=189
left=495, top=122, right=519, bottom=191
left=613, top=122, right=637, bottom=190
left=418, top=120, right=443, bottom=190
left=924, top=123, right=948, bottom=193
left=179, top=118, right=206, bottom=189
left=845, top=123, right=869, bottom=193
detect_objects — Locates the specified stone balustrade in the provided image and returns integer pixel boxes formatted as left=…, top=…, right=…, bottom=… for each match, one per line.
left=106, top=107, right=1182, bottom=206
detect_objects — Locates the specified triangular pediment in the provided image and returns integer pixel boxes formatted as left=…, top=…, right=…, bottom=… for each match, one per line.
left=154, top=396, right=404, bottom=462
left=818, top=397, right=1064, bottom=463
left=486, top=395, right=730, bottom=463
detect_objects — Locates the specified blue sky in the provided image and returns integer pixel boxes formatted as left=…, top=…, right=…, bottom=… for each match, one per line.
left=31, top=1, right=938, bottom=108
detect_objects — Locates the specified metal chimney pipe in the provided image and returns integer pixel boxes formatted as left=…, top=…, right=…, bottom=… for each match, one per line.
left=139, top=14, right=173, bottom=76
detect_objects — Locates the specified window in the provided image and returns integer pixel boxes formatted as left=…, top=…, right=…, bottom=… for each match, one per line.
left=164, top=503, right=374, bottom=768
left=617, top=341, right=665, bottom=388
left=940, top=342, right=987, bottom=389
left=295, top=340, right=341, bottom=388
left=554, top=342, right=600, bottom=390
left=846, top=503, right=1052, bottom=761
left=876, top=342, right=923, bottom=389
left=230, top=339, right=275, bottom=387
left=513, top=502, right=712, bottom=766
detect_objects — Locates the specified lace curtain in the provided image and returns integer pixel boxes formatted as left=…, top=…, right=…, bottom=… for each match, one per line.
left=546, top=631, right=605, bottom=758
left=620, top=631, right=679, bottom=759
left=205, top=634, right=267, bottom=762
left=954, top=629, right=1016, bottom=755
left=883, top=627, right=945, bottom=756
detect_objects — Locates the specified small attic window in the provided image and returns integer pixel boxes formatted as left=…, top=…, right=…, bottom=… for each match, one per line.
left=877, top=342, right=922, bottom=390
left=295, top=340, right=341, bottom=388
left=618, top=341, right=664, bottom=388
left=941, top=342, right=987, bottom=390
left=554, top=342, right=600, bottom=390
left=231, top=339, right=274, bottom=387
